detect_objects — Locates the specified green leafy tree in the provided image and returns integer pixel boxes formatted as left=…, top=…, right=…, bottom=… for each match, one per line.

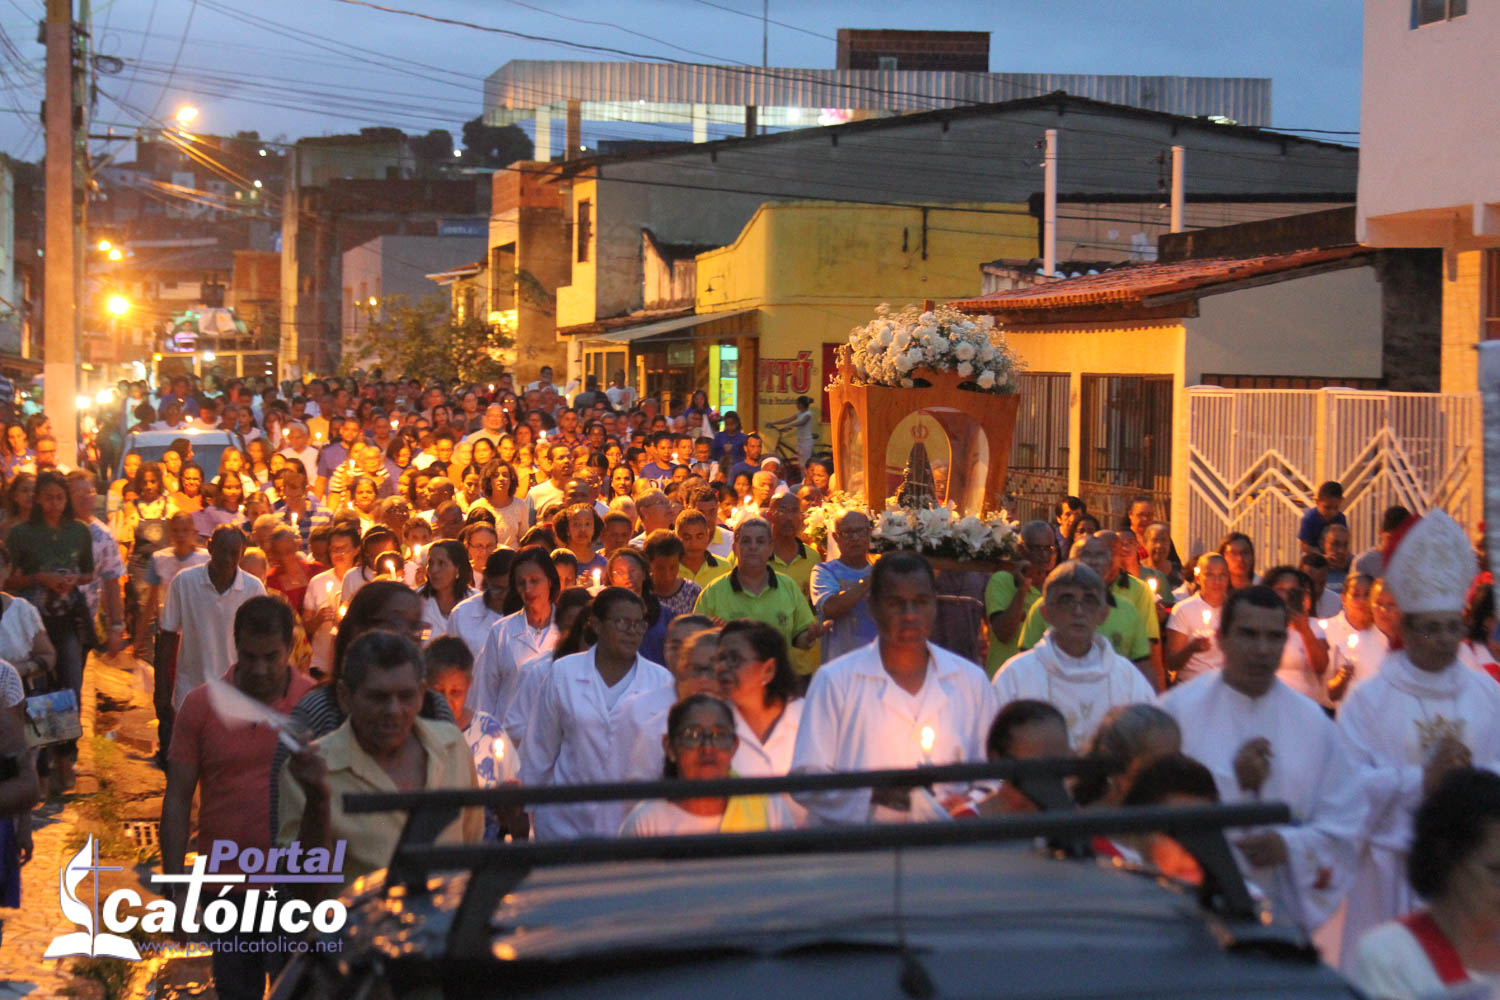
left=343, top=293, right=511, bottom=383
left=461, top=116, right=534, bottom=168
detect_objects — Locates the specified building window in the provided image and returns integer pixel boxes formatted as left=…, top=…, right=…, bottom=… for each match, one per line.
left=576, top=199, right=591, bottom=263
left=1415, top=0, right=1465, bottom=25
left=878, top=55, right=898, bottom=70
left=1485, top=249, right=1500, bottom=340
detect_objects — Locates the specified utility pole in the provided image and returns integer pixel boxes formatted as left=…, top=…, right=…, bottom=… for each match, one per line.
left=279, top=144, right=300, bottom=380
left=1170, top=145, right=1186, bottom=233
left=43, top=0, right=78, bottom=465
left=1042, top=128, right=1057, bottom=277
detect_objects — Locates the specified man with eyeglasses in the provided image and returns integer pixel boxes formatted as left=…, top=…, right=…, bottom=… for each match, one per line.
left=810, top=510, right=877, bottom=662
left=791, top=551, right=996, bottom=825
left=982, top=520, right=1055, bottom=677
left=1337, top=510, right=1500, bottom=958
left=991, top=561, right=1155, bottom=749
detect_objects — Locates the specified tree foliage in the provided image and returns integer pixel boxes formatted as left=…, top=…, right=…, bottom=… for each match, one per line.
left=461, top=116, right=534, bottom=168
left=343, top=293, right=512, bottom=383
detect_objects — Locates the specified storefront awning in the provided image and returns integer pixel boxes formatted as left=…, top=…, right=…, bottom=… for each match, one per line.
left=587, top=309, right=757, bottom=344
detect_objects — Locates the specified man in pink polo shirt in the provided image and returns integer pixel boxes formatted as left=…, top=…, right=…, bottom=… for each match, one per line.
left=159, top=596, right=314, bottom=1000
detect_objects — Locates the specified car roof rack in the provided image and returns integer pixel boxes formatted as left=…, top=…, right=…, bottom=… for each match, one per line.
left=344, top=759, right=1296, bottom=960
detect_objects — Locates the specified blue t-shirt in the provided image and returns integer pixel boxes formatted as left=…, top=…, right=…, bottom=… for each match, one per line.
left=713, top=430, right=747, bottom=466
left=1297, top=507, right=1347, bottom=548
left=809, top=558, right=877, bottom=662
left=316, top=442, right=352, bottom=480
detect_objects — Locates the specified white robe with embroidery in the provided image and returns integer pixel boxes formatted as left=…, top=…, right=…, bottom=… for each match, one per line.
left=1159, top=672, right=1367, bottom=933
left=992, top=634, right=1156, bottom=748
left=1337, top=651, right=1500, bottom=956
left=789, top=640, right=997, bottom=826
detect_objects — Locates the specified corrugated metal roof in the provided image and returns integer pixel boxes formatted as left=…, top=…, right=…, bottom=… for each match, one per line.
left=484, top=61, right=1271, bottom=125
left=950, top=246, right=1367, bottom=314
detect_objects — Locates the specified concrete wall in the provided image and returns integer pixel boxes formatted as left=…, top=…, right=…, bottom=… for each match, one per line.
left=1441, top=248, right=1483, bottom=394
left=339, top=235, right=485, bottom=347
left=1359, top=0, right=1500, bottom=245
left=1183, top=265, right=1385, bottom=384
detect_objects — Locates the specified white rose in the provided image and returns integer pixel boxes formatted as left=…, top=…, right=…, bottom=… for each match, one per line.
left=900, top=377, right=914, bottom=388
left=903, top=347, right=925, bottom=369
left=955, top=361, right=973, bottom=377
left=891, top=329, right=912, bottom=351
left=979, top=343, right=997, bottom=362
left=953, top=342, right=976, bottom=362
left=977, top=370, right=996, bottom=389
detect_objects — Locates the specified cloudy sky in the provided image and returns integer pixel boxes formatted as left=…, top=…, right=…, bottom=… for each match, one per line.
left=0, top=0, right=1363, bottom=159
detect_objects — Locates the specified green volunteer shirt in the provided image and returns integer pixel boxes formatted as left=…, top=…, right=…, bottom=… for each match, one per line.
left=695, top=567, right=814, bottom=650
left=1018, top=592, right=1151, bottom=662
left=1112, top=573, right=1161, bottom=642
left=983, top=569, right=1042, bottom=678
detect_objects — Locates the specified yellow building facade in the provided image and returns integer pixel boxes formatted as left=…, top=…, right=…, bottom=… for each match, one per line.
left=694, top=200, right=1035, bottom=435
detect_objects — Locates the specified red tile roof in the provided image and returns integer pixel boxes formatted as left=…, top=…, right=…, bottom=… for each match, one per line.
left=950, top=246, right=1367, bottom=314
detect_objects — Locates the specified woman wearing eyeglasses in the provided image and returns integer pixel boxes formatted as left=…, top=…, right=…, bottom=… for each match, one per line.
left=520, top=587, right=672, bottom=841
left=619, top=693, right=795, bottom=837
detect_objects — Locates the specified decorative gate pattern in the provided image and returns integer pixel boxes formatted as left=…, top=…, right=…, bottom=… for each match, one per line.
left=1186, top=388, right=1481, bottom=570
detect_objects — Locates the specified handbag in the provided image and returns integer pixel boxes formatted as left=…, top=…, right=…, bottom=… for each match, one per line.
left=22, top=688, right=81, bottom=749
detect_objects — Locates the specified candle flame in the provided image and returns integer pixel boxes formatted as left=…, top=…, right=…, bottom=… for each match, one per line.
left=1147, top=577, right=1158, bottom=595
left=919, top=726, right=935, bottom=754
left=592, top=568, right=602, bottom=586
left=1348, top=633, right=1359, bottom=650
left=493, top=738, right=505, bottom=761
left=1318, top=619, right=1328, bottom=631
left=1201, top=609, right=1212, bottom=626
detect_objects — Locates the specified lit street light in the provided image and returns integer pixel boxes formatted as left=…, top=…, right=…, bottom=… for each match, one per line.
left=107, top=248, right=123, bottom=261
left=175, top=105, right=199, bottom=127
left=96, top=238, right=111, bottom=252
left=106, top=295, right=129, bottom=317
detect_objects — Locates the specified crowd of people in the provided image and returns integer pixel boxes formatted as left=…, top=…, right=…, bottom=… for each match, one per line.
left=0, top=369, right=1493, bottom=999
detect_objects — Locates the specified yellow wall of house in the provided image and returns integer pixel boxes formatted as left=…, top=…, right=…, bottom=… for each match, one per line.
left=1001, top=323, right=1189, bottom=554
left=1442, top=248, right=1483, bottom=395
left=555, top=178, right=597, bottom=329
left=695, top=200, right=1036, bottom=433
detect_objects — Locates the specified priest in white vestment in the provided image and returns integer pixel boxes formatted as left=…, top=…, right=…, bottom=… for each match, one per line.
left=1338, top=510, right=1500, bottom=959
left=790, top=552, right=998, bottom=825
left=993, top=561, right=1156, bottom=749
left=1160, top=585, right=1366, bottom=939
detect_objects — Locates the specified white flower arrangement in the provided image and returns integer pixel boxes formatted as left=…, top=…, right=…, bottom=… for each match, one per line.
left=868, top=499, right=1021, bottom=563
left=843, top=302, right=1022, bottom=393
left=801, top=491, right=861, bottom=551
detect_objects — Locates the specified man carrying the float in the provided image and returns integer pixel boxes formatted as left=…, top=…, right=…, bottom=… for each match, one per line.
left=790, top=551, right=997, bottom=825
left=1337, top=510, right=1500, bottom=960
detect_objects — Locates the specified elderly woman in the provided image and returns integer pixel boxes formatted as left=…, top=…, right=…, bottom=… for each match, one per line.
left=619, top=693, right=795, bottom=837
left=1348, top=768, right=1500, bottom=997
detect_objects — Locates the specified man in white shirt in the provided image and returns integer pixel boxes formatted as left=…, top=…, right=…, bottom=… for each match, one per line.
left=992, top=561, right=1155, bottom=749
left=463, top=404, right=508, bottom=449
left=278, top=421, right=320, bottom=479
left=790, top=551, right=997, bottom=825
left=1337, top=510, right=1500, bottom=959
left=526, top=444, right=574, bottom=515
left=525, top=365, right=560, bottom=394
left=1160, top=585, right=1366, bottom=942
left=159, top=525, right=266, bottom=710
left=605, top=371, right=637, bottom=411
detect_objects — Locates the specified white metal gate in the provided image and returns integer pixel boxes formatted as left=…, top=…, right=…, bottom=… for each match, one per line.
left=1185, top=388, right=1481, bottom=570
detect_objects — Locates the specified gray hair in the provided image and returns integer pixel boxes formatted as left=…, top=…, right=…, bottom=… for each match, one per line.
left=1087, top=703, right=1181, bottom=767
left=1042, top=560, right=1105, bottom=601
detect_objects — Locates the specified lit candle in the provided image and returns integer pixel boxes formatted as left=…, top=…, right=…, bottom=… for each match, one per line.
left=1201, top=609, right=1212, bottom=628
left=1147, top=577, right=1158, bottom=597
left=1318, top=619, right=1328, bottom=631
left=919, top=725, right=935, bottom=755
left=1348, top=633, right=1359, bottom=650
left=591, top=567, right=602, bottom=587
left=488, top=383, right=495, bottom=392
left=390, top=418, right=399, bottom=430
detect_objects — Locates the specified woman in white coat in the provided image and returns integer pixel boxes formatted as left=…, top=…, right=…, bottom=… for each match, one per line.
left=520, top=586, right=672, bottom=840
left=716, top=619, right=803, bottom=777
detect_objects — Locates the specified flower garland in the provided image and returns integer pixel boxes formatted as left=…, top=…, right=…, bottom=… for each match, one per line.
left=809, top=493, right=1021, bottom=564
left=844, top=302, right=1022, bottom=393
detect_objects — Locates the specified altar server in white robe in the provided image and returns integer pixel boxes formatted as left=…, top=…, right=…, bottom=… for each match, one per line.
left=520, top=587, right=673, bottom=840
left=993, top=560, right=1156, bottom=749
left=790, top=551, right=998, bottom=825
left=1161, top=585, right=1366, bottom=937
left=1338, top=509, right=1500, bottom=958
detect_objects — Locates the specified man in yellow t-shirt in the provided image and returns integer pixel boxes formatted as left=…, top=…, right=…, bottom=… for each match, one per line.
left=695, top=517, right=823, bottom=655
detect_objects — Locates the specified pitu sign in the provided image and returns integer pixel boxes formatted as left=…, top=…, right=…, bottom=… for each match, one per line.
left=758, top=351, right=814, bottom=395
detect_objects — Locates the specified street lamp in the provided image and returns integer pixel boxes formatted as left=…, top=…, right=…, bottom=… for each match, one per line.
left=96, top=238, right=111, bottom=252
left=175, top=105, right=199, bottom=127
left=107, top=248, right=123, bottom=262
left=106, top=295, right=129, bottom=317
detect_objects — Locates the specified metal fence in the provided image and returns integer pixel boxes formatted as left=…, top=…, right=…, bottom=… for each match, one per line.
left=1184, top=387, right=1481, bottom=569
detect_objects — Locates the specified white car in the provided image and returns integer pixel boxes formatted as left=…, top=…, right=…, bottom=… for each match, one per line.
left=115, top=427, right=246, bottom=482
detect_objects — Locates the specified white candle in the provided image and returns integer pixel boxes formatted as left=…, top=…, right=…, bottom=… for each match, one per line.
left=1147, top=577, right=1158, bottom=596
left=1201, top=609, right=1212, bottom=628
left=919, top=725, right=935, bottom=757
left=591, top=568, right=602, bottom=587
left=1348, top=633, right=1359, bottom=650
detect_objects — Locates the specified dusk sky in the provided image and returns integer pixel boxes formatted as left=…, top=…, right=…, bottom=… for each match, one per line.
left=0, top=0, right=1364, bottom=160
